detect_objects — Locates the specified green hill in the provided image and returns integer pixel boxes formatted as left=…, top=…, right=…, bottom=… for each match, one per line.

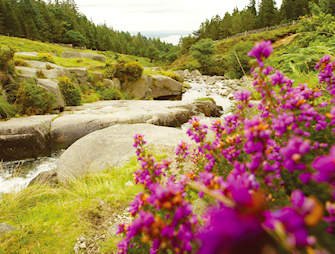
left=0, top=35, right=154, bottom=69
left=172, top=12, right=335, bottom=84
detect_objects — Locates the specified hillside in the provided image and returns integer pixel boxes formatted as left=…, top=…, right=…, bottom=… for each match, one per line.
left=0, top=35, right=154, bottom=69
left=172, top=12, right=335, bottom=83
left=0, top=0, right=178, bottom=62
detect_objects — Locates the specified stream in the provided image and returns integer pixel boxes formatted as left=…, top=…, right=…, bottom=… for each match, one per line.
left=0, top=79, right=234, bottom=194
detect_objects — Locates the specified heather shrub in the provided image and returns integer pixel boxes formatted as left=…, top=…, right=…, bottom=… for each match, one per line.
left=105, top=61, right=143, bottom=83
left=58, top=76, right=81, bottom=106
left=14, top=59, right=28, bottom=67
left=117, top=41, right=335, bottom=254
left=0, top=95, right=16, bottom=119
left=36, top=53, right=55, bottom=63
left=16, top=80, right=55, bottom=115
left=0, top=46, right=14, bottom=73
left=99, top=87, right=124, bottom=100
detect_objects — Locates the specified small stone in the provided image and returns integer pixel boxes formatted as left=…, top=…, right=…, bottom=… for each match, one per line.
left=0, top=223, right=16, bottom=235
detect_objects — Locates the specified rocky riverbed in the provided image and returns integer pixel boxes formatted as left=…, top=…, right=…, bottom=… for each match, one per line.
left=0, top=73, right=250, bottom=193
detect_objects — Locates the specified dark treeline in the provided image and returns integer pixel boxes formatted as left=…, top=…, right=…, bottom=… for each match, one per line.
left=184, top=0, right=335, bottom=44
left=0, top=0, right=178, bottom=62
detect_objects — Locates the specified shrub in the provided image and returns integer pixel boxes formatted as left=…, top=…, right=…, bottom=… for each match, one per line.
left=161, top=70, right=184, bottom=82
left=0, top=46, right=14, bottom=73
left=15, top=80, right=55, bottom=115
left=0, top=96, right=16, bottom=119
left=36, top=53, right=55, bottom=63
left=58, top=76, right=81, bottom=106
left=36, top=70, right=46, bottom=79
left=14, top=59, right=28, bottom=67
left=99, top=87, right=124, bottom=100
left=105, top=61, right=143, bottom=83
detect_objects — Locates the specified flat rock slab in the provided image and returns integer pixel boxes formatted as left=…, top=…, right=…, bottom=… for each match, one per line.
left=51, top=100, right=221, bottom=150
left=0, top=100, right=221, bottom=161
left=57, top=124, right=189, bottom=182
left=0, top=115, right=56, bottom=161
left=0, top=223, right=16, bottom=236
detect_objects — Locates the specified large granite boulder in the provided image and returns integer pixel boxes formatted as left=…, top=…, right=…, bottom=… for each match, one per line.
left=0, top=223, right=16, bottom=236
left=123, top=75, right=183, bottom=100
left=56, top=124, right=189, bottom=181
left=0, top=115, right=55, bottom=161
left=62, top=51, right=106, bottom=62
left=151, top=75, right=183, bottom=100
left=103, top=78, right=121, bottom=90
left=25, top=60, right=59, bottom=69
left=66, top=67, right=88, bottom=84
left=15, top=66, right=37, bottom=78
left=123, top=76, right=153, bottom=99
left=37, top=79, right=65, bottom=110
left=50, top=100, right=222, bottom=150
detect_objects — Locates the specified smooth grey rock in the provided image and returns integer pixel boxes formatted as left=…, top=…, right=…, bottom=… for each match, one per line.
left=15, top=52, right=38, bottom=57
left=29, top=170, right=58, bottom=187
left=56, top=124, right=189, bottom=181
left=66, top=67, right=88, bottom=83
left=103, top=79, right=121, bottom=90
left=0, top=223, right=16, bottom=235
left=50, top=100, right=222, bottom=150
left=0, top=115, right=55, bottom=161
left=62, top=51, right=106, bottom=62
left=25, top=60, right=59, bottom=69
left=37, top=79, right=65, bottom=110
left=15, top=66, right=37, bottom=78
left=151, top=75, right=183, bottom=100
left=191, top=70, right=202, bottom=77
left=123, top=76, right=152, bottom=99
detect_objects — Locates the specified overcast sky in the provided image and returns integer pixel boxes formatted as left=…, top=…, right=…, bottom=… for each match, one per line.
left=76, top=0, right=282, bottom=43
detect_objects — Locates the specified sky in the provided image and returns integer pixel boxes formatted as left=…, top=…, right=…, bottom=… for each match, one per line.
left=76, top=0, right=282, bottom=44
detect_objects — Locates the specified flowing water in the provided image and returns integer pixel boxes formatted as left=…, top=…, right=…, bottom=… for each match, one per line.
left=0, top=153, right=61, bottom=194
left=0, top=80, right=233, bottom=194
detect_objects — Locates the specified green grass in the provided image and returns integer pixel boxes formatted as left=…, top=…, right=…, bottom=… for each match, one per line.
left=0, top=159, right=142, bottom=254
left=0, top=95, right=16, bottom=119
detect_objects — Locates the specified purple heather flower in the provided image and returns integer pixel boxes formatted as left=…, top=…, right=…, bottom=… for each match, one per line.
left=324, top=202, right=335, bottom=234
left=198, top=206, right=267, bottom=254
left=248, top=41, right=273, bottom=67
left=281, top=137, right=311, bottom=172
left=234, top=90, right=251, bottom=102
left=313, top=146, right=335, bottom=186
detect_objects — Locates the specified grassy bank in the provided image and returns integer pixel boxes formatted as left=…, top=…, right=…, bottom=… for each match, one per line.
left=0, top=159, right=142, bottom=254
left=0, top=35, right=154, bottom=69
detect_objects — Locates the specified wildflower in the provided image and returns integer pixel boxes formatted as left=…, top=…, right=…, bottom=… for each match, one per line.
left=248, top=40, right=273, bottom=67
left=313, top=146, right=335, bottom=186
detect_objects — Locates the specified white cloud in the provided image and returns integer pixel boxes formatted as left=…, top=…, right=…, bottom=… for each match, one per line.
left=76, top=0, right=282, bottom=36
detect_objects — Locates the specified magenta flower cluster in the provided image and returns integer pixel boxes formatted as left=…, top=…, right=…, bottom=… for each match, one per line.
left=118, top=41, right=335, bottom=253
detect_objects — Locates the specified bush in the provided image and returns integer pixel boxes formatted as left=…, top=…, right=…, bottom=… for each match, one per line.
left=161, top=70, right=184, bottom=82
left=105, top=61, right=143, bottom=83
left=0, top=96, right=16, bottom=119
left=36, top=53, right=55, bottom=63
left=99, top=87, right=124, bottom=100
left=58, top=76, right=81, bottom=106
left=15, top=80, right=55, bottom=115
left=14, top=59, right=28, bottom=67
left=64, top=30, right=87, bottom=47
left=36, top=70, right=46, bottom=79
left=0, top=46, right=14, bottom=73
